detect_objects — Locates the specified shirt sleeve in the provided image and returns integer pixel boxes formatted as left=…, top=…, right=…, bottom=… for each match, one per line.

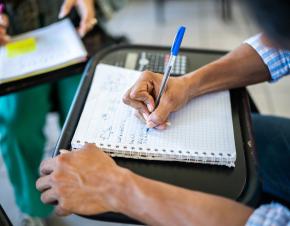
left=244, top=34, right=290, bottom=81
left=246, top=203, right=290, bottom=226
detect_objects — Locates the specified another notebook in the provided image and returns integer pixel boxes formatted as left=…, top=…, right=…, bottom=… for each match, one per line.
left=72, top=64, right=236, bottom=167
left=0, top=19, right=87, bottom=84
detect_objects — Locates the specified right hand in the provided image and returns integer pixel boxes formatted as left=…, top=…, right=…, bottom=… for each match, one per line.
left=123, top=71, right=191, bottom=129
left=0, top=14, right=10, bottom=45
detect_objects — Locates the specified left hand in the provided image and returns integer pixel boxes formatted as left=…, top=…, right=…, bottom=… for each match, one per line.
left=59, top=0, right=97, bottom=37
left=36, top=144, right=127, bottom=216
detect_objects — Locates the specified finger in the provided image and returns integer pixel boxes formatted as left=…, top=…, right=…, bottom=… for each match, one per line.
left=59, top=0, right=76, bottom=19
left=155, top=122, right=170, bottom=130
left=39, top=158, right=56, bottom=176
left=78, top=17, right=97, bottom=37
left=0, top=35, right=10, bottom=45
left=147, top=105, right=171, bottom=128
left=123, top=89, right=150, bottom=115
left=0, top=15, right=9, bottom=28
left=0, top=27, right=7, bottom=34
left=134, top=110, right=146, bottom=123
left=40, top=189, right=58, bottom=204
left=36, top=175, right=52, bottom=192
left=130, top=83, right=155, bottom=112
left=60, top=149, right=70, bottom=154
left=55, top=205, right=70, bottom=216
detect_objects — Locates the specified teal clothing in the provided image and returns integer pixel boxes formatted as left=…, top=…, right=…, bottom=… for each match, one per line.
left=0, top=0, right=125, bottom=217
left=0, top=75, right=81, bottom=216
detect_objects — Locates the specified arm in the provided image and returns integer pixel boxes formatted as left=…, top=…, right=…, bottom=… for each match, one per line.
left=123, top=43, right=271, bottom=128
left=36, top=144, right=253, bottom=226
left=185, top=43, right=271, bottom=98
left=119, top=167, right=253, bottom=226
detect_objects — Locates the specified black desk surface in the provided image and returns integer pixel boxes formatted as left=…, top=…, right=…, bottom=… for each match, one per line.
left=54, top=45, right=259, bottom=224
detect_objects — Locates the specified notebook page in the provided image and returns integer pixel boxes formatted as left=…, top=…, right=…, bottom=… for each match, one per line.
left=0, top=19, right=87, bottom=82
left=72, top=64, right=236, bottom=167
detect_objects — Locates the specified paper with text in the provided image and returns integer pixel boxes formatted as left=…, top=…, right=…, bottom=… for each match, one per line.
left=0, top=19, right=87, bottom=83
left=72, top=64, right=236, bottom=167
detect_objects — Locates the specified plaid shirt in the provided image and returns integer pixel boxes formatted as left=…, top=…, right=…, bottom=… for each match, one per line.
left=246, top=203, right=290, bottom=226
left=244, top=34, right=290, bottom=81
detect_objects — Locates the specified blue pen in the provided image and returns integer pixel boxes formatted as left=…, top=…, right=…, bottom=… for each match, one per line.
left=146, top=26, right=186, bottom=132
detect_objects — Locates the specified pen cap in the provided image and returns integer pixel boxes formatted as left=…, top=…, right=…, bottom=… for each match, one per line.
left=171, top=26, right=186, bottom=56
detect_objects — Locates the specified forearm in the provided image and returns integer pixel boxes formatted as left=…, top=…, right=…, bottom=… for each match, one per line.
left=185, top=43, right=271, bottom=98
left=115, top=169, right=253, bottom=226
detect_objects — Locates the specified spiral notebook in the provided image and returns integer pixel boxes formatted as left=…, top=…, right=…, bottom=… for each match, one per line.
left=72, top=64, right=236, bottom=167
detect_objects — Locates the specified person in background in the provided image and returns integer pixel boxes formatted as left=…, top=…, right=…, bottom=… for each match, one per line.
left=0, top=0, right=125, bottom=225
left=36, top=0, right=290, bottom=225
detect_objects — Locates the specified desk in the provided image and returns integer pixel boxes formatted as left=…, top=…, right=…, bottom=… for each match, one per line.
left=54, top=45, right=260, bottom=224
left=0, top=205, right=12, bottom=226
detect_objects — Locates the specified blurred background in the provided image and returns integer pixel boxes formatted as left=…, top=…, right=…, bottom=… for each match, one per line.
left=1, top=0, right=289, bottom=225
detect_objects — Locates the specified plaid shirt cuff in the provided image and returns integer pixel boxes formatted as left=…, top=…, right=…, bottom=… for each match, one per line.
left=246, top=203, right=290, bottom=226
left=244, top=34, right=290, bottom=81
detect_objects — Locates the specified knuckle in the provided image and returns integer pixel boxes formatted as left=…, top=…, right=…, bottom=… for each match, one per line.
left=122, top=95, right=129, bottom=104
left=51, top=172, right=61, bottom=182
left=153, top=114, right=165, bottom=124
left=129, top=90, right=138, bottom=99
left=57, top=154, right=67, bottom=163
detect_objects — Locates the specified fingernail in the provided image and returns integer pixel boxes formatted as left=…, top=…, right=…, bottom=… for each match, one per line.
left=60, top=149, right=69, bottom=154
left=58, top=10, right=66, bottom=19
left=166, top=121, right=171, bottom=126
left=79, top=30, right=85, bottom=38
left=142, top=113, right=149, bottom=121
left=147, top=104, right=154, bottom=112
left=147, top=121, right=155, bottom=128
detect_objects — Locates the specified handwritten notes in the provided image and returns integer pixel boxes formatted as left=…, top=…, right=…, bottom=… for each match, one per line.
left=72, top=64, right=236, bottom=167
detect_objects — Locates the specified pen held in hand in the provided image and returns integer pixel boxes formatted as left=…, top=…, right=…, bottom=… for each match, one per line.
left=146, top=25, right=186, bottom=132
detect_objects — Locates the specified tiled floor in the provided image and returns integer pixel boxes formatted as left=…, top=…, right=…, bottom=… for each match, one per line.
left=1, top=0, right=290, bottom=226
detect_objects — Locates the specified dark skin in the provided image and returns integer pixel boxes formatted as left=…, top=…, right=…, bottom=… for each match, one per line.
left=37, top=144, right=253, bottom=226
left=37, top=42, right=272, bottom=225
left=123, top=43, right=270, bottom=129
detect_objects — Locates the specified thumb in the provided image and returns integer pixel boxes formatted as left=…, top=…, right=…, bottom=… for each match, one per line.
left=59, top=0, right=76, bottom=19
left=147, top=104, right=171, bottom=128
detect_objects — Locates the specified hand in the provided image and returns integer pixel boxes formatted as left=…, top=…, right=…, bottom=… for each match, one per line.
left=0, top=14, right=10, bottom=45
left=59, top=0, right=97, bottom=37
left=36, top=144, right=127, bottom=216
left=123, top=71, right=191, bottom=129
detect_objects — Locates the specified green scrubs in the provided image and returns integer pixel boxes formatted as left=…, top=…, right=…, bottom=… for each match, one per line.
left=0, top=75, right=81, bottom=217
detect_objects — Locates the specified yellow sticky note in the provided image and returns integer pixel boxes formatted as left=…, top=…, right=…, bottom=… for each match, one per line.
left=6, top=38, right=37, bottom=58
